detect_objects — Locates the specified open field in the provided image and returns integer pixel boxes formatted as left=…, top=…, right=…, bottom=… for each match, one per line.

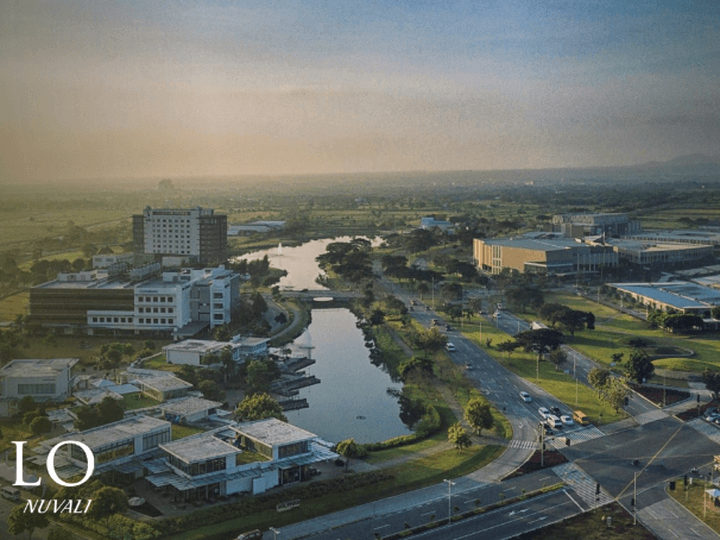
left=0, top=291, right=28, bottom=321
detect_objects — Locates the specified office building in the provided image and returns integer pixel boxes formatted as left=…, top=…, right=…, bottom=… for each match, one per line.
left=133, top=206, right=227, bottom=264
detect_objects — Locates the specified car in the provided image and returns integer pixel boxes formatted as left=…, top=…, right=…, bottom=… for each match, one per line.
left=465, top=363, right=473, bottom=370
left=431, top=319, right=439, bottom=325
left=538, top=407, right=551, bottom=419
left=561, top=415, right=575, bottom=426
left=519, top=391, right=532, bottom=402
left=446, top=342, right=456, bottom=352
left=547, top=415, right=563, bottom=428
left=550, top=406, right=562, bottom=417
left=705, top=413, right=720, bottom=422
left=236, top=531, right=262, bottom=540
left=411, top=300, right=417, bottom=306
left=542, top=423, right=553, bottom=435
left=446, top=325, right=453, bottom=331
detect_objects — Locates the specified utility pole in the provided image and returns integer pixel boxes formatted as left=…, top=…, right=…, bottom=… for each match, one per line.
left=633, top=472, right=637, bottom=525
left=539, top=422, right=544, bottom=467
left=443, top=479, right=454, bottom=524
left=574, top=353, right=578, bottom=407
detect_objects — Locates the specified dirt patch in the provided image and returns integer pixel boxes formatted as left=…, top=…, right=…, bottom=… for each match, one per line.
left=632, top=385, right=690, bottom=406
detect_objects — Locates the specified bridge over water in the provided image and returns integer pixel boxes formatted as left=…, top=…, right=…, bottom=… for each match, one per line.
left=281, top=289, right=361, bottom=307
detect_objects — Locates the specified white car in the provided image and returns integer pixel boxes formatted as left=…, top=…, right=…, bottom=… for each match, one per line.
left=560, top=415, right=575, bottom=426
left=538, top=407, right=550, bottom=419
left=547, top=415, right=562, bottom=428
left=705, top=413, right=720, bottom=422
left=519, top=391, right=532, bottom=402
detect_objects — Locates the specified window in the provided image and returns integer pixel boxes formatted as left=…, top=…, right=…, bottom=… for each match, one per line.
left=18, top=384, right=56, bottom=395
left=92, top=317, right=98, bottom=323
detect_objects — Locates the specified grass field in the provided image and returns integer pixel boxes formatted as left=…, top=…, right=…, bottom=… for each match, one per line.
left=0, top=291, right=29, bottom=321
left=668, top=479, right=720, bottom=535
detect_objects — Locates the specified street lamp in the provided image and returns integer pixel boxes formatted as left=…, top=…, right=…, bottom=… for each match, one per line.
left=269, top=527, right=280, bottom=540
left=443, top=479, right=455, bottom=524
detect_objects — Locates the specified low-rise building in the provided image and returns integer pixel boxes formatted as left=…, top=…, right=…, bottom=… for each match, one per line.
left=473, top=234, right=618, bottom=275
left=606, top=239, right=714, bottom=266
left=552, top=212, right=642, bottom=238
left=609, top=282, right=720, bottom=317
left=134, top=375, right=193, bottom=402
left=163, top=336, right=269, bottom=366
left=0, top=358, right=78, bottom=416
left=146, top=418, right=337, bottom=501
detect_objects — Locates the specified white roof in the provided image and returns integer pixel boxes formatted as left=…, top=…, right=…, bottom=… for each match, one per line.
left=234, top=418, right=316, bottom=447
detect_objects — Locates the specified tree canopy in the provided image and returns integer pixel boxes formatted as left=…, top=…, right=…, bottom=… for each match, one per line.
left=447, top=423, right=472, bottom=451
left=508, top=328, right=564, bottom=362
left=235, top=392, right=287, bottom=422
left=464, top=398, right=494, bottom=435
left=624, top=348, right=655, bottom=385
left=702, top=369, right=720, bottom=399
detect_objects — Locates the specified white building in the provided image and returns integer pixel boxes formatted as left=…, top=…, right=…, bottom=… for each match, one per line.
left=133, top=206, right=227, bottom=264
left=163, top=336, right=269, bottom=366
left=0, top=358, right=78, bottom=416
left=147, top=418, right=337, bottom=501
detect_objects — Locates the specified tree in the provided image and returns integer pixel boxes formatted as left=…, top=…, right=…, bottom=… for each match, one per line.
left=87, top=486, right=128, bottom=529
left=7, top=504, right=49, bottom=540
left=506, top=285, right=544, bottom=313
left=547, top=348, right=568, bottom=371
left=447, top=423, right=472, bottom=451
left=602, top=377, right=630, bottom=413
left=398, top=356, right=434, bottom=380
left=588, top=367, right=612, bottom=392
left=512, top=329, right=564, bottom=363
left=413, top=327, right=447, bottom=354
left=235, top=392, right=287, bottom=422
left=30, top=415, right=52, bottom=436
left=198, top=380, right=225, bottom=402
left=336, top=438, right=364, bottom=472
left=48, top=527, right=74, bottom=540
left=246, top=358, right=277, bottom=395
left=703, top=369, right=720, bottom=400
left=625, top=348, right=655, bottom=385
left=369, top=308, right=385, bottom=326
left=464, top=398, right=494, bottom=435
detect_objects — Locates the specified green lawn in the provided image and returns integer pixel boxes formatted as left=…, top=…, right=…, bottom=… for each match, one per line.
left=465, top=321, right=626, bottom=425
left=123, top=393, right=161, bottom=410
left=668, top=479, right=720, bottom=535
left=0, top=291, right=29, bottom=321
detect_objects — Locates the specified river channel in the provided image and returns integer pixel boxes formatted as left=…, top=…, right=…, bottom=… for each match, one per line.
left=239, top=239, right=411, bottom=443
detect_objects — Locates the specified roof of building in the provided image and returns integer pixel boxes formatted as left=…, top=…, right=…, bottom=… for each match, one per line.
left=160, top=396, right=223, bottom=417
left=1, top=358, right=78, bottom=377
left=610, top=282, right=720, bottom=309
left=627, top=230, right=720, bottom=244
left=479, top=236, right=587, bottom=252
left=234, top=418, right=316, bottom=447
left=163, top=340, right=232, bottom=355
left=160, top=433, right=239, bottom=462
left=65, top=415, right=170, bottom=450
left=136, top=375, right=193, bottom=393
left=608, top=239, right=712, bottom=252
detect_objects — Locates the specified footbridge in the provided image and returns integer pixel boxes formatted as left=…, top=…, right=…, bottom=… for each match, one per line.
left=281, top=289, right=361, bottom=307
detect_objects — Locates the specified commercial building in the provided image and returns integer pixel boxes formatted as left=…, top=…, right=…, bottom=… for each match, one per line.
left=609, top=282, right=720, bottom=317
left=552, top=213, right=642, bottom=238
left=133, top=206, right=227, bottom=264
left=624, top=230, right=720, bottom=247
left=420, top=217, right=453, bottom=231
left=473, top=234, right=618, bottom=275
left=0, top=358, right=78, bottom=416
left=146, top=418, right=337, bottom=501
left=163, top=336, right=269, bottom=366
left=29, top=265, right=239, bottom=337
left=606, top=239, right=714, bottom=266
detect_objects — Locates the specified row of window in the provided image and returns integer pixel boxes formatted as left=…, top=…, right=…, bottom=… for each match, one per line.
left=138, top=318, right=175, bottom=325
left=92, top=316, right=133, bottom=324
left=138, top=296, right=173, bottom=303
left=168, top=455, right=227, bottom=476
left=138, top=307, right=174, bottom=314
left=18, top=383, right=56, bottom=395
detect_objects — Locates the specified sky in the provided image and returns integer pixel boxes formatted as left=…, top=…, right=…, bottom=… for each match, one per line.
left=1, top=0, right=719, bottom=182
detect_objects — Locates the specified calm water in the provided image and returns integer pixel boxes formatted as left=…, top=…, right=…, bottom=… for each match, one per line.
left=240, top=238, right=410, bottom=443
left=285, top=309, right=410, bottom=444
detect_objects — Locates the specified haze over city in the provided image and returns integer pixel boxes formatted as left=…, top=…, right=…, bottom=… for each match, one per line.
left=1, top=1, right=719, bottom=183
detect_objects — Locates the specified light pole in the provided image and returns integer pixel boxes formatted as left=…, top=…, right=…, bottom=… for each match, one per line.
left=269, top=527, right=280, bottom=540
left=443, top=479, right=455, bottom=524
left=633, top=472, right=637, bottom=525
left=539, top=422, right=544, bottom=467
left=574, top=353, right=578, bottom=407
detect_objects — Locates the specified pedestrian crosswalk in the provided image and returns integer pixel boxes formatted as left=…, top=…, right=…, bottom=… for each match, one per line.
left=687, top=418, right=720, bottom=445
left=633, top=408, right=669, bottom=425
left=544, top=426, right=605, bottom=450
left=509, top=439, right=539, bottom=450
left=552, top=462, right=614, bottom=508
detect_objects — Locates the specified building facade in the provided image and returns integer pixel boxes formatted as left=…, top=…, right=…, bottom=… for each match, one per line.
left=473, top=235, right=618, bottom=275
left=552, top=213, right=642, bottom=238
left=0, top=358, right=78, bottom=415
left=133, top=207, right=227, bottom=264
left=30, top=266, right=239, bottom=337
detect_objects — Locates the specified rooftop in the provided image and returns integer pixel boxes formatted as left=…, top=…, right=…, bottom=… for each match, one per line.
left=1, top=358, right=78, bottom=377
left=163, top=340, right=231, bottom=354
left=160, top=433, right=239, bottom=462
left=610, top=282, right=720, bottom=309
left=63, top=415, right=170, bottom=450
left=160, top=396, right=223, bottom=417
left=234, top=418, right=316, bottom=447
left=136, top=375, right=193, bottom=392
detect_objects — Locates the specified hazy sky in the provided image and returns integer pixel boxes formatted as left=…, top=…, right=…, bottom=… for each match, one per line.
left=1, top=1, right=718, bottom=182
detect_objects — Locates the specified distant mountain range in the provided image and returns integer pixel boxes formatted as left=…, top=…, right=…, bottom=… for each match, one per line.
left=635, top=153, right=720, bottom=168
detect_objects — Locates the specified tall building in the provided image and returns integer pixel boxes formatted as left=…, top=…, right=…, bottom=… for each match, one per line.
left=552, top=213, right=642, bottom=238
left=133, top=206, right=227, bottom=264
